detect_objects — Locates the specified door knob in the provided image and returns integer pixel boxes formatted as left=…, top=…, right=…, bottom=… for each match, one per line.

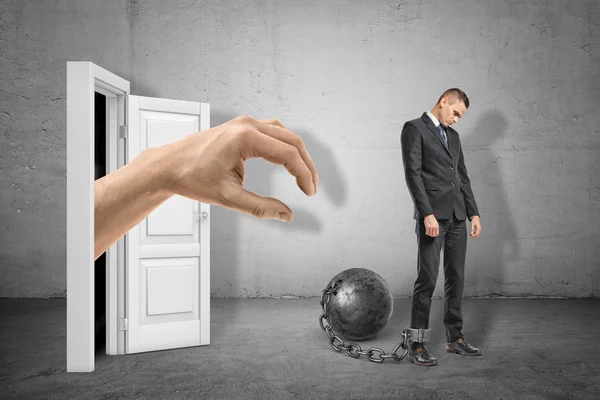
left=198, top=212, right=208, bottom=219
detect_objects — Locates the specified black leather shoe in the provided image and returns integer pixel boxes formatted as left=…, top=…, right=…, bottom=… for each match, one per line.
left=409, top=344, right=439, bottom=366
left=446, top=338, right=483, bottom=356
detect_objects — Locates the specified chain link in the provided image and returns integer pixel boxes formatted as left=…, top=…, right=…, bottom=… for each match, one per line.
left=318, top=282, right=409, bottom=363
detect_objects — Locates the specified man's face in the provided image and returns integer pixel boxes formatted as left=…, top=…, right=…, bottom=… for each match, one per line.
left=439, top=96, right=467, bottom=127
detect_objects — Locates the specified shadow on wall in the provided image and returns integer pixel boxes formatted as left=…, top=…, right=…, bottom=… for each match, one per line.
left=247, top=127, right=349, bottom=234
left=461, top=110, right=520, bottom=345
left=208, top=113, right=348, bottom=326
left=208, top=111, right=239, bottom=292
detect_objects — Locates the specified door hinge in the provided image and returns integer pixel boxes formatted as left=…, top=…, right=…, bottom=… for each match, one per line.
left=119, top=318, right=129, bottom=331
left=119, top=125, right=128, bottom=139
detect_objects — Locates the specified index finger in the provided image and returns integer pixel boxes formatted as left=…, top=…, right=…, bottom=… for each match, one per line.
left=258, top=119, right=319, bottom=193
left=237, top=128, right=315, bottom=196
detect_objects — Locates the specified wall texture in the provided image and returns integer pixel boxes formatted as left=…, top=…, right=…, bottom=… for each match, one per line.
left=0, top=0, right=132, bottom=297
left=1, top=0, right=598, bottom=298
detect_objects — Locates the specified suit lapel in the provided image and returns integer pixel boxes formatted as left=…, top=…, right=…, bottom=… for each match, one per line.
left=446, top=128, right=460, bottom=158
left=421, top=113, right=452, bottom=158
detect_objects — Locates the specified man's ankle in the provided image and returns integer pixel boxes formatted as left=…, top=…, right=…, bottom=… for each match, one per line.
left=410, top=341, right=423, bottom=350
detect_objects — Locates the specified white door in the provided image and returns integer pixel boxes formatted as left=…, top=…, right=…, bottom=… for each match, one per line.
left=125, top=95, right=211, bottom=353
left=67, top=61, right=212, bottom=371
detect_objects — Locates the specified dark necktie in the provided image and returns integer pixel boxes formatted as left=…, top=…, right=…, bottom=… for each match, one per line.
left=438, top=124, right=448, bottom=147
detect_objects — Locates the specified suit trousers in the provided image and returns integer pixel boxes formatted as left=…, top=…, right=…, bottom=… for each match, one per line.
left=410, top=214, right=467, bottom=343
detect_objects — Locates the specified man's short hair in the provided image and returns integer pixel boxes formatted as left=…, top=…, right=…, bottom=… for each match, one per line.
left=438, top=88, right=470, bottom=109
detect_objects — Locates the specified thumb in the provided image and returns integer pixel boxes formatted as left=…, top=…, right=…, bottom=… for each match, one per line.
left=221, top=184, right=293, bottom=222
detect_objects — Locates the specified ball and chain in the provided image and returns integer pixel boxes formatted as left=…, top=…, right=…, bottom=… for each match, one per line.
left=318, top=277, right=410, bottom=363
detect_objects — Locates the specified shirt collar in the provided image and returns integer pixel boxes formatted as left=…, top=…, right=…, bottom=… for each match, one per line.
left=426, top=110, right=441, bottom=128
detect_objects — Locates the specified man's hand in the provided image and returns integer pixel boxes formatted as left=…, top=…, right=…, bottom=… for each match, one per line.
left=161, top=116, right=319, bottom=223
left=424, top=214, right=439, bottom=237
left=469, top=216, right=482, bottom=238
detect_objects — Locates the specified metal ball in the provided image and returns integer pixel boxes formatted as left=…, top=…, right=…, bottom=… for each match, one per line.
left=325, top=268, right=394, bottom=341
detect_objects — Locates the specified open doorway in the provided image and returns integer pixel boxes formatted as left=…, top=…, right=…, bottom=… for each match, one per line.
left=94, top=91, right=107, bottom=355
left=67, top=62, right=132, bottom=371
left=67, top=62, right=211, bottom=371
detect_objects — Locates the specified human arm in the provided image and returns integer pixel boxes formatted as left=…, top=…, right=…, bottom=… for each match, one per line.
left=456, top=140, right=481, bottom=238
left=94, top=116, right=319, bottom=260
left=400, top=122, right=439, bottom=236
left=94, top=149, right=174, bottom=260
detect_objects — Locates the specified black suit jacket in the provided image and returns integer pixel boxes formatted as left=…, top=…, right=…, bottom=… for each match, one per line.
left=400, top=112, right=479, bottom=221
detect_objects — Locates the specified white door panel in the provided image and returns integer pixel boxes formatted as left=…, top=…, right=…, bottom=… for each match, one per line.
left=145, top=259, right=196, bottom=316
left=138, top=106, right=200, bottom=244
left=127, top=95, right=210, bottom=354
left=147, top=197, right=195, bottom=236
left=143, top=195, right=198, bottom=243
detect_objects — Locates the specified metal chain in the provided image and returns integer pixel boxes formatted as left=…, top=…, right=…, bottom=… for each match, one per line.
left=318, top=282, right=409, bottom=363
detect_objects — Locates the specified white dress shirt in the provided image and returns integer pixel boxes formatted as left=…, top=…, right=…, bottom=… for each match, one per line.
left=426, top=110, right=447, bottom=143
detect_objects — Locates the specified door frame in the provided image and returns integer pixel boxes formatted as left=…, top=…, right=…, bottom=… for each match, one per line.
left=67, top=62, right=211, bottom=372
left=66, top=62, right=129, bottom=372
left=96, top=80, right=127, bottom=359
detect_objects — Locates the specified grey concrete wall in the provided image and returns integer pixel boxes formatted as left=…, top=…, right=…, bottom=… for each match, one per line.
left=0, top=0, right=132, bottom=297
left=1, top=0, right=598, bottom=298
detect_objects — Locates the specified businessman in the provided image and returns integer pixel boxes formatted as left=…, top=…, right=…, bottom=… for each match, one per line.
left=400, top=88, right=482, bottom=367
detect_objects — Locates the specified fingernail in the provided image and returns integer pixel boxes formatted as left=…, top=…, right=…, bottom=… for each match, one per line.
left=277, top=212, right=290, bottom=222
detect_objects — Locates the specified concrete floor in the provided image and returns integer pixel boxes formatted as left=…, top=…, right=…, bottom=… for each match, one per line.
left=1, top=298, right=599, bottom=400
